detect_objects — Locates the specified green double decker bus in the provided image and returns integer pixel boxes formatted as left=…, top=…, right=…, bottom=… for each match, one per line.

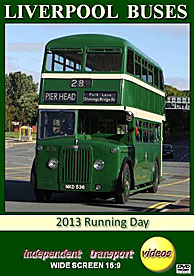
left=31, top=34, right=165, bottom=204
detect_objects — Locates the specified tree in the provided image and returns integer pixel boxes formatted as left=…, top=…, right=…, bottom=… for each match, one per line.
left=5, top=72, right=39, bottom=130
left=164, top=85, right=190, bottom=98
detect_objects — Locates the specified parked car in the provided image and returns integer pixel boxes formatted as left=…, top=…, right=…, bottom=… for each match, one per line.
left=163, top=144, right=174, bottom=158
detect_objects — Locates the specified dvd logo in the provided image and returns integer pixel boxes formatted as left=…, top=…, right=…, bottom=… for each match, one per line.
left=176, top=264, right=191, bottom=274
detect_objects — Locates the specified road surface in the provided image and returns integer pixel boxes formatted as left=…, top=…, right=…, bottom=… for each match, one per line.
left=5, top=142, right=190, bottom=212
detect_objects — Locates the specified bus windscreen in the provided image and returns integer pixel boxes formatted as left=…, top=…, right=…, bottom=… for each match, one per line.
left=85, top=49, right=122, bottom=72
left=46, top=49, right=82, bottom=72
left=38, top=110, right=75, bottom=139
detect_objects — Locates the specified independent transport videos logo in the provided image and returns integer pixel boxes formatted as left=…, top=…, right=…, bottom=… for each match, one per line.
left=176, top=264, right=191, bottom=274
left=140, top=237, right=176, bottom=273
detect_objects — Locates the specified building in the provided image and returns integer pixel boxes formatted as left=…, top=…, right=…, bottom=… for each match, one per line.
left=165, top=97, right=190, bottom=110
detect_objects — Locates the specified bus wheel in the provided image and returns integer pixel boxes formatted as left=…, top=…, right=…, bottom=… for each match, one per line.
left=34, top=189, right=52, bottom=202
left=148, top=161, right=159, bottom=193
left=115, top=163, right=131, bottom=204
left=30, top=159, right=37, bottom=188
left=30, top=167, right=36, bottom=188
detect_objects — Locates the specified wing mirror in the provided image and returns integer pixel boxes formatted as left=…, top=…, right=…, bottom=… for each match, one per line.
left=126, top=111, right=133, bottom=122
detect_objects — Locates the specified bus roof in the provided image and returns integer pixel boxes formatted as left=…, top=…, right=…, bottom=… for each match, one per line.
left=46, top=34, right=162, bottom=69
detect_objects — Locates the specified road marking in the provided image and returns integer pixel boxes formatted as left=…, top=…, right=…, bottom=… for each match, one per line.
left=27, top=148, right=35, bottom=152
left=163, top=173, right=184, bottom=176
left=160, top=196, right=190, bottom=212
left=162, top=173, right=188, bottom=177
left=9, top=162, right=32, bottom=166
left=6, top=176, right=30, bottom=180
left=179, top=152, right=189, bottom=161
left=143, top=202, right=172, bottom=212
left=5, top=171, right=30, bottom=175
left=154, top=193, right=189, bottom=198
left=160, top=209, right=170, bottom=213
left=159, top=178, right=190, bottom=188
left=148, top=202, right=170, bottom=209
left=6, top=155, right=34, bottom=159
left=5, top=166, right=31, bottom=170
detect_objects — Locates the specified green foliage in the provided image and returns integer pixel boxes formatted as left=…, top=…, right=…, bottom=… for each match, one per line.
left=164, top=85, right=190, bottom=98
left=5, top=72, right=39, bottom=130
left=164, top=110, right=190, bottom=138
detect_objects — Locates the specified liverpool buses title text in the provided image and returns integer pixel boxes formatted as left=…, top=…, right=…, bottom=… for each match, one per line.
left=5, top=4, right=187, bottom=20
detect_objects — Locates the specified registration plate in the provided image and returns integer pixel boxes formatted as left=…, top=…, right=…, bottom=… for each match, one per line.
left=64, top=184, right=86, bottom=190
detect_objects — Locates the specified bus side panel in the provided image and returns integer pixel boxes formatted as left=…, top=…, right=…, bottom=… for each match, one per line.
left=147, top=143, right=161, bottom=182
left=36, top=149, right=59, bottom=191
left=122, top=79, right=164, bottom=116
left=133, top=143, right=151, bottom=185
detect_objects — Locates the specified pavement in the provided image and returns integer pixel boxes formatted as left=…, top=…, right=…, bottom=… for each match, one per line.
left=5, top=137, right=190, bottom=213
left=5, top=138, right=36, bottom=149
left=163, top=197, right=190, bottom=212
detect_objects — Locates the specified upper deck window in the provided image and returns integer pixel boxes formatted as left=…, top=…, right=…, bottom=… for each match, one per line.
left=127, top=49, right=134, bottom=74
left=154, top=67, right=159, bottom=87
left=160, top=70, right=164, bottom=90
left=45, top=49, right=82, bottom=72
left=85, top=49, right=122, bottom=72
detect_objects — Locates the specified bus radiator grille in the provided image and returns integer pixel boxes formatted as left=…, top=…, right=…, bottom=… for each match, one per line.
left=62, top=147, right=91, bottom=183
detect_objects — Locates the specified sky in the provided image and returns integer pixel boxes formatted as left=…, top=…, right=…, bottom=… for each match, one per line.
left=5, top=23, right=190, bottom=90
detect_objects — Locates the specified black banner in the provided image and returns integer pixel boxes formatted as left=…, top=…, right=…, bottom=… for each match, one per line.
left=83, top=92, right=118, bottom=104
left=44, top=91, right=77, bottom=103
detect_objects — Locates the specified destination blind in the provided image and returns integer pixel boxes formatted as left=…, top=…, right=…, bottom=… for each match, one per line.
left=43, top=91, right=118, bottom=104
left=83, top=92, right=118, bottom=104
left=43, top=91, right=77, bottom=103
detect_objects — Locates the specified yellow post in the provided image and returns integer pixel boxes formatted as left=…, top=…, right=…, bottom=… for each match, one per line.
left=19, top=126, right=32, bottom=142
left=19, top=127, right=21, bottom=141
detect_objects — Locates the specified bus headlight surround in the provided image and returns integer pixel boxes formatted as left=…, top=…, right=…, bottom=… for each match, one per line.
left=95, top=184, right=102, bottom=191
left=48, top=158, right=58, bottom=169
left=37, top=145, right=43, bottom=151
left=93, top=160, right=104, bottom=170
left=110, top=148, right=117, bottom=154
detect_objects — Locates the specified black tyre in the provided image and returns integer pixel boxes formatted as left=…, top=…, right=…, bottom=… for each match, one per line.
left=30, top=161, right=52, bottom=202
left=34, top=189, right=52, bottom=202
left=148, top=161, right=159, bottom=193
left=30, top=168, right=36, bottom=188
left=115, top=163, right=131, bottom=204
left=30, top=159, right=36, bottom=188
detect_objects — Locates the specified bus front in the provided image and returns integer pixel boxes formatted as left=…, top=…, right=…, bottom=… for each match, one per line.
left=31, top=35, right=133, bottom=203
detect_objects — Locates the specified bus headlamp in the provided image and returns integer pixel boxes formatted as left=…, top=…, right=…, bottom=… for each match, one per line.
left=48, top=158, right=58, bottom=169
left=93, top=160, right=104, bottom=170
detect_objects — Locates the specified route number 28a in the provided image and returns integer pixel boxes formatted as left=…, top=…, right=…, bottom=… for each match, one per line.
left=71, top=79, right=85, bottom=87
left=70, top=79, right=92, bottom=88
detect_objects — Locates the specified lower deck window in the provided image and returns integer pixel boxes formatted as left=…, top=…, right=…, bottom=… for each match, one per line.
left=136, top=120, right=161, bottom=143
